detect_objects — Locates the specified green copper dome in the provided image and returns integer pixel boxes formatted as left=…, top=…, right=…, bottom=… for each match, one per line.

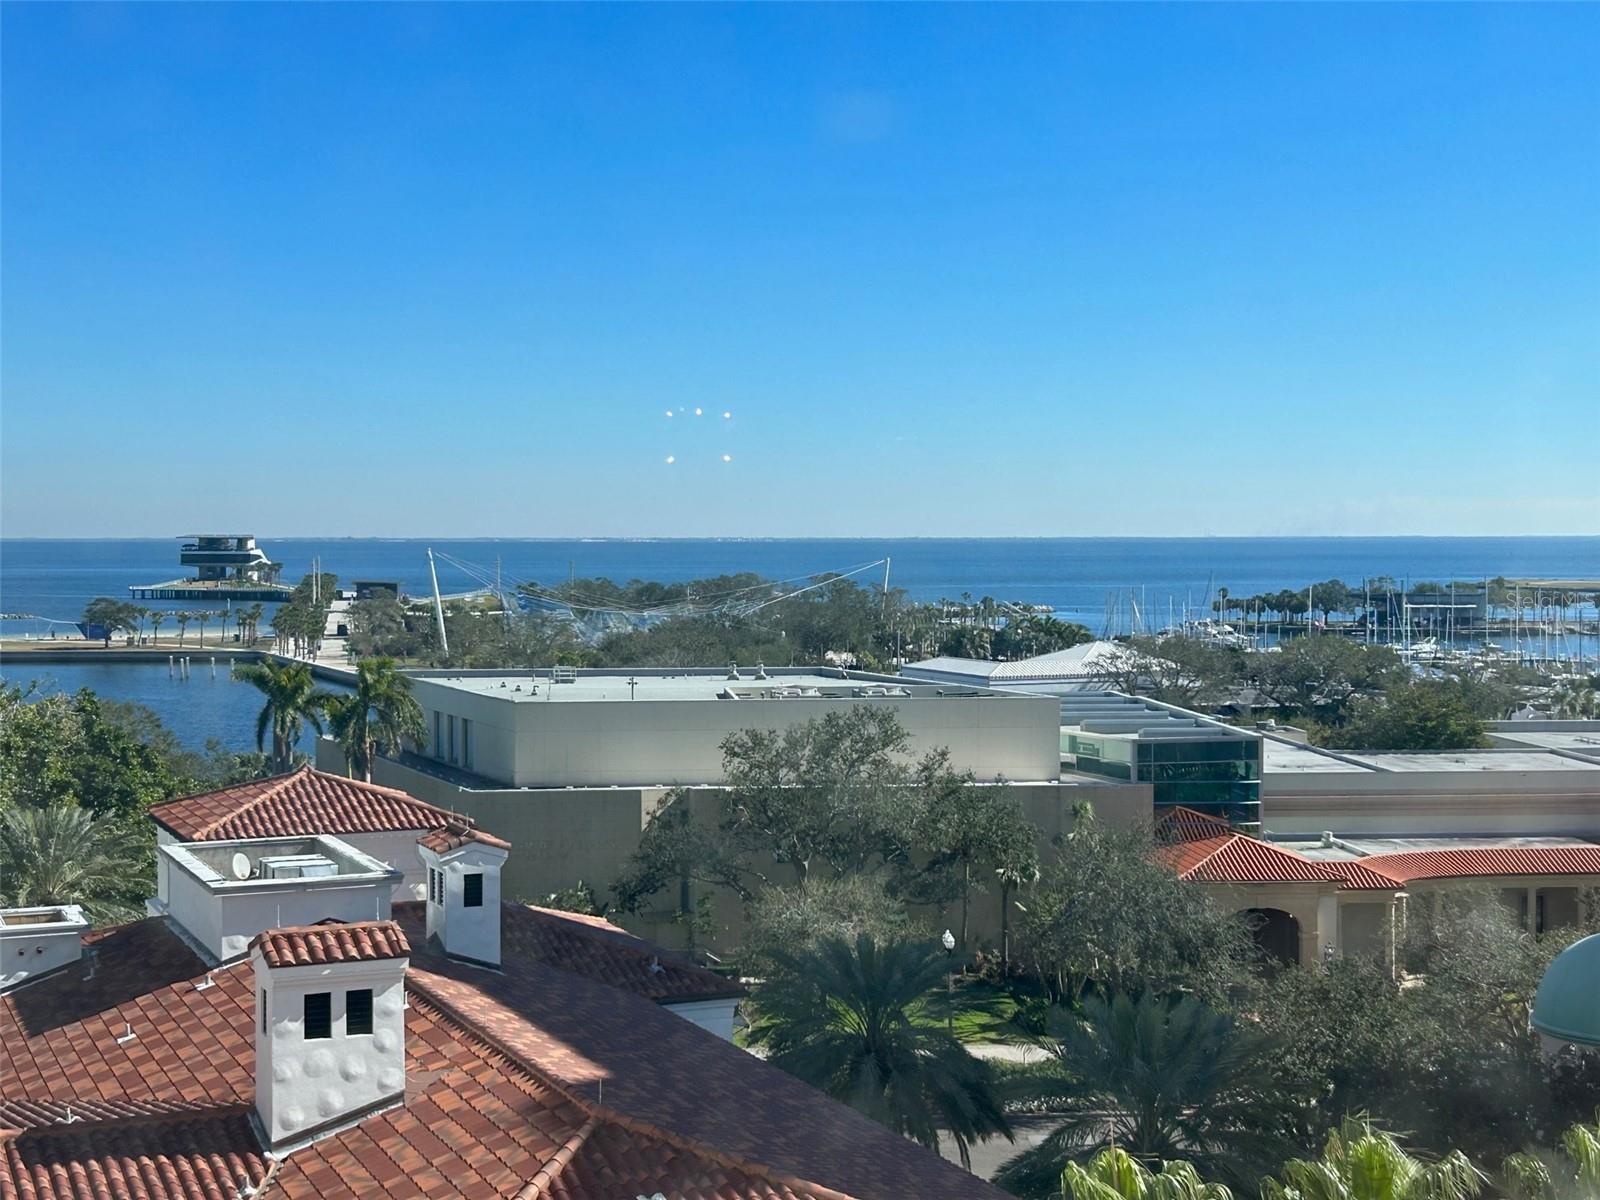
left=1533, top=933, right=1600, bottom=1047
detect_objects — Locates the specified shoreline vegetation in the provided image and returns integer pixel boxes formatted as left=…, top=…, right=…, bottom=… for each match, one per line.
left=11, top=567, right=1596, bottom=752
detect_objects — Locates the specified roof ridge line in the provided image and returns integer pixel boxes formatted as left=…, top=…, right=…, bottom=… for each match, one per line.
left=194, top=769, right=301, bottom=839
left=403, top=970, right=859, bottom=1200
left=513, top=1114, right=600, bottom=1200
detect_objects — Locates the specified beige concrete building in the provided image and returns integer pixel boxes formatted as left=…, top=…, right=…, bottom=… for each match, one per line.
left=1260, top=732, right=1600, bottom=839
left=317, top=667, right=1152, bottom=950
left=402, top=666, right=1064, bottom=788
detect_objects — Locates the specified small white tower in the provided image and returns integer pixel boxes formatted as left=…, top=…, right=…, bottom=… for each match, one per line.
left=250, top=920, right=409, bottom=1149
left=417, top=823, right=511, bottom=968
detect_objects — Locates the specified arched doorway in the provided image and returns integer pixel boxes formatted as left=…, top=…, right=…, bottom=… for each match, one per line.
left=1242, top=908, right=1300, bottom=967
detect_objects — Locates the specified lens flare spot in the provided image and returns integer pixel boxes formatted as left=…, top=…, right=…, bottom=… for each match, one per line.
left=664, top=410, right=673, bottom=418
left=721, top=454, right=732, bottom=463
left=665, top=455, right=676, bottom=464
left=722, top=411, right=732, bottom=419
left=694, top=407, right=703, bottom=416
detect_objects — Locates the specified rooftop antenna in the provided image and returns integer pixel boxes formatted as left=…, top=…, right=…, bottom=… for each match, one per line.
left=428, top=548, right=450, bottom=659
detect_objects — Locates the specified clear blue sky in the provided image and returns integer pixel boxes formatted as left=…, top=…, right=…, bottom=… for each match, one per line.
left=3, top=3, right=1597, bottom=538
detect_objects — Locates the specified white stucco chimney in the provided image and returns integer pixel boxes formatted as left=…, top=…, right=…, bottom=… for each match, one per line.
left=417, top=823, right=511, bottom=968
left=250, top=920, right=409, bottom=1149
left=0, top=905, right=88, bottom=992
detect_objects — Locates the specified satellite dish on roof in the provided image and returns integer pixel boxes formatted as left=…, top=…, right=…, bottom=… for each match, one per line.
left=231, top=853, right=252, bottom=881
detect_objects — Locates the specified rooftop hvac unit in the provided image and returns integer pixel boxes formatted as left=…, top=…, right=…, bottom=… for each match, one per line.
left=551, top=666, right=578, bottom=684
left=258, top=855, right=338, bottom=880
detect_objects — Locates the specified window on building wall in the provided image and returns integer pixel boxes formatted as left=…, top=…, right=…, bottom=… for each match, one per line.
left=461, top=718, right=472, bottom=770
left=433, top=711, right=443, bottom=759
left=261, top=990, right=267, bottom=1033
left=463, top=873, right=483, bottom=907
left=346, top=988, right=374, bottom=1035
left=304, top=992, right=332, bottom=1039
left=447, top=715, right=457, bottom=764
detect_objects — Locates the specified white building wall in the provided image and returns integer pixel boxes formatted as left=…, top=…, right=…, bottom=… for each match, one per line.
left=0, top=907, right=87, bottom=992
left=253, top=954, right=408, bottom=1147
left=662, top=997, right=739, bottom=1042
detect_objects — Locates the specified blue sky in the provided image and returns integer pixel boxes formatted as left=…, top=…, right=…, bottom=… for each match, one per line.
left=3, top=3, right=1597, bottom=538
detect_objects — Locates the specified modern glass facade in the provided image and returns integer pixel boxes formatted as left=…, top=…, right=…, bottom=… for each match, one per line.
left=1064, top=731, right=1261, bottom=827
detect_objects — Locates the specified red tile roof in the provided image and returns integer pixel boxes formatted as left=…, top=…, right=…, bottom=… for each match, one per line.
left=394, top=903, right=744, bottom=1005
left=3, top=913, right=989, bottom=1199
left=0, top=1106, right=267, bottom=1200
left=1319, top=860, right=1406, bottom=891
left=147, top=766, right=461, bottom=842
left=416, top=822, right=512, bottom=854
left=1355, top=845, right=1600, bottom=884
left=1153, top=808, right=1396, bottom=890
left=250, top=921, right=411, bottom=969
left=1155, top=832, right=1345, bottom=885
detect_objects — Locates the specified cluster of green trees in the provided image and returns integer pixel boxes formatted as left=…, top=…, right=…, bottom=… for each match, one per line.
left=609, top=707, right=1038, bottom=957
left=344, top=573, right=1093, bottom=671
left=607, top=709, right=1600, bottom=1191
left=266, top=572, right=338, bottom=658
left=0, top=659, right=426, bottom=915
left=1054, top=1111, right=1600, bottom=1200
left=0, top=683, right=278, bottom=918
left=1116, top=633, right=1526, bottom=751
left=80, top=598, right=265, bottom=648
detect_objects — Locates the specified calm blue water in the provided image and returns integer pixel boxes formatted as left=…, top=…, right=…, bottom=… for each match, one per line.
left=3, top=661, right=335, bottom=756
left=4, top=537, right=1596, bottom=752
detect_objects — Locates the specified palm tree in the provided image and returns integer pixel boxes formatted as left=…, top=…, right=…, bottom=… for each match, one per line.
left=148, top=611, right=165, bottom=645
left=745, top=933, right=1012, bottom=1169
left=996, top=992, right=1291, bottom=1197
left=0, top=804, right=146, bottom=923
left=194, top=608, right=209, bottom=646
left=1504, top=1114, right=1600, bottom=1200
left=232, top=659, right=336, bottom=772
left=1262, top=1117, right=1484, bottom=1200
left=1062, top=1148, right=1233, bottom=1200
left=326, top=657, right=425, bottom=781
left=175, top=611, right=191, bottom=647
left=218, top=607, right=231, bottom=645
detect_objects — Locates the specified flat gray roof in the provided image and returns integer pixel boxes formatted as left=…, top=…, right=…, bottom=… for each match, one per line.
left=408, top=667, right=1005, bottom=704
left=1282, top=834, right=1599, bottom=862
left=1059, top=691, right=1256, bottom=740
left=1262, top=735, right=1600, bottom=774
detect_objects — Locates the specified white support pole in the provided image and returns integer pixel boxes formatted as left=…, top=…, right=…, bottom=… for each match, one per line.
left=428, top=548, right=450, bottom=658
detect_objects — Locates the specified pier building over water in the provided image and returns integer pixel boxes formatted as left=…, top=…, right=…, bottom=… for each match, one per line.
left=130, top=533, right=293, bottom=601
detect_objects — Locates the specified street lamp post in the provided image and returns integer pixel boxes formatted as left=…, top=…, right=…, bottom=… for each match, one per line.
left=941, top=928, right=956, bottom=1035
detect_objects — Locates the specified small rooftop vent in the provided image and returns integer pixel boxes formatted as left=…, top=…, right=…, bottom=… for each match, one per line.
left=727, top=661, right=742, bottom=681
left=754, top=662, right=770, bottom=680
left=259, top=855, right=338, bottom=880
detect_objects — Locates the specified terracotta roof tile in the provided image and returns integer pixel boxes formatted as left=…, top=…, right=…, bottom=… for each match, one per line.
left=250, top=921, right=411, bottom=968
left=407, top=957, right=991, bottom=1200
left=1354, top=844, right=1600, bottom=884
left=147, top=766, right=460, bottom=842
left=1320, top=859, right=1407, bottom=891
left=0, top=1108, right=266, bottom=1200
left=3, top=911, right=992, bottom=1200
left=416, top=822, right=512, bottom=854
left=393, top=903, right=742, bottom=1004
left=1154, top=832, right=1343, bottom=885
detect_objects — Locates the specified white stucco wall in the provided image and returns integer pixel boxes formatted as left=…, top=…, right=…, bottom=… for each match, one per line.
left=253, top=953, right=408, bottom=1147
left=420, top=841, right=508, bottom=966
left=662, top=997, right=739, bottom=1042
left=0, top=906, right=87, bottom=992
